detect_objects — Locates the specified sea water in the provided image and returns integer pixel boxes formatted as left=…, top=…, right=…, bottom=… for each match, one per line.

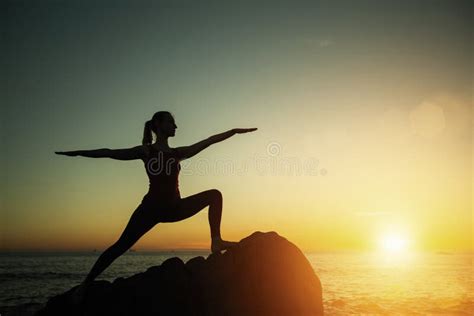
left=1, top=251, right=472, bottom=315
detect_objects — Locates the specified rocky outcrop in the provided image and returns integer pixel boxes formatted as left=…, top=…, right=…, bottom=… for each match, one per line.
left=37, top=231, right=323, bottom=315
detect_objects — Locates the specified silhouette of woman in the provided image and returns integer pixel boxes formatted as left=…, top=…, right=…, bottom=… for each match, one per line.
left=55, top=111, right=257, bottom=298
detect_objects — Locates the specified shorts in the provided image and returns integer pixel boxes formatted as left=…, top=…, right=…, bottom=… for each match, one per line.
left=140, top=192, right=181, bottom=214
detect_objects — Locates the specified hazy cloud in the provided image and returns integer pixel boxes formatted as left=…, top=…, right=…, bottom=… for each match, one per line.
left=303, top=38, right=335, bottom=48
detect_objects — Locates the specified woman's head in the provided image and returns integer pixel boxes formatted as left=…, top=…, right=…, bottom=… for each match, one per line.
left=142, top=111, right=177, bottom=145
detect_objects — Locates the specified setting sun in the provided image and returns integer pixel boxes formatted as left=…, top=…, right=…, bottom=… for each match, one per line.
left=380, top=234, right=409, bottom=253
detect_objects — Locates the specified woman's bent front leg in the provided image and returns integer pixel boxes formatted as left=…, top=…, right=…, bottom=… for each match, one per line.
left=160, top=189, right=237, bottom=253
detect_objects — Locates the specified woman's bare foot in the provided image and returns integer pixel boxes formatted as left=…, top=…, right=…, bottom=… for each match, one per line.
left=211, top=237, right=238, bottom=253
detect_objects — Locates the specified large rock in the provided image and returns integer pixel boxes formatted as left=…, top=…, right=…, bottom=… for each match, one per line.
left=37, top=231, right=323, bottom=315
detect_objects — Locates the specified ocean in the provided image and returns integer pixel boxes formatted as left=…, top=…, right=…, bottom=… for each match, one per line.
left=0, top=251, right=472, bottom=315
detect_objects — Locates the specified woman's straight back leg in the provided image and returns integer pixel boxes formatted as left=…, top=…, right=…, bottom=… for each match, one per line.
left=84, top=202, right=160, bottom=284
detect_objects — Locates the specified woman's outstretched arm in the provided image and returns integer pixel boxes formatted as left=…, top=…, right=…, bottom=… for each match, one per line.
left=55, top=148, right=109, bottom=158
left=175, top=128, right=257, bottom=160
left=55, top=145, right=146, bottom=161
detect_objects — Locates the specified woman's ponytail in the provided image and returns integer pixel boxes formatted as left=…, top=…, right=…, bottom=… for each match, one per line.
left=142, top=120, right=153, bottom=145
left=142, top=111, right=172, bottom=145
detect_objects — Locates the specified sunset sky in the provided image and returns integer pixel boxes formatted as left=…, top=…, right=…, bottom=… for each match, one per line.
left=2, top=0, right=472, bottom=252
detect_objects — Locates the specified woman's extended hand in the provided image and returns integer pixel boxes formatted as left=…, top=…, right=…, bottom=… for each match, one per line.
left=233, top=128, right=258, bottom=134
left=55, top=150, right=81, bottom=157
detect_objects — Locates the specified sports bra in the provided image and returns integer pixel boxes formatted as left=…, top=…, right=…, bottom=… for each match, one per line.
left=142, top=145, right=181, bottom=202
